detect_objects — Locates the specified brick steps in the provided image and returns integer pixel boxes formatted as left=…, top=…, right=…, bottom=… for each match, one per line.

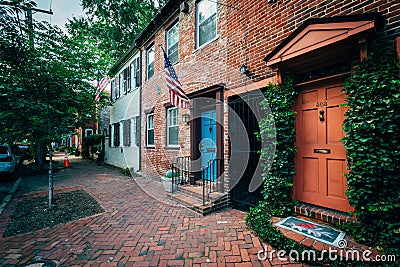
left=294, top=202, right=354, bottom=225
left=167, top=185, right=229, bottom=215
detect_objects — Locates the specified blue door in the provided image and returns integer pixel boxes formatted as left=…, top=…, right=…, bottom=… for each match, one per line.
left=201, top=110, right=217, bottom=181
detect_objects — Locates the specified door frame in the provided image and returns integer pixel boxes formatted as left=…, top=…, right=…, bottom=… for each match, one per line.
left=188, top=84, right=224, bottom=184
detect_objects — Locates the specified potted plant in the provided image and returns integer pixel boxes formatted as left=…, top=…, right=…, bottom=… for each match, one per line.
left=162, top=170, right=179, bottom=193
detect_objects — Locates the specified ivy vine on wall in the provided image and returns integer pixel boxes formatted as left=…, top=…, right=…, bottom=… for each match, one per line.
left=342, top=35, right=400, bottom=257
left=257, top=76, right=298, bottom=216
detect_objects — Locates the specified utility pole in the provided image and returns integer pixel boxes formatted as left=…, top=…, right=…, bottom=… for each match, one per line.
left=26, top=6, right=54, bottom=47
left=1, top=0, right=55, bottom=207
left=0, top=1, right=53, bottom=46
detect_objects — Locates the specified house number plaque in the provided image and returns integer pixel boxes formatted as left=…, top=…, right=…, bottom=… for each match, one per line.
left=316, top=101, right=328, bottom=107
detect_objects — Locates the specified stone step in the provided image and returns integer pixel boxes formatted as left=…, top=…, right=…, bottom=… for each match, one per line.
left=178, top=184, right=226, bottom=203
left=168, top=189, right=229, bottom=216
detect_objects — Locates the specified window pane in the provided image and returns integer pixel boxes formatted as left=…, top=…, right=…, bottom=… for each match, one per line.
left=168, top=126, right=178, bottom=145
left=168, top=23, right=179, bottom=46
left=148, top=62, right=154, bottom=79
left=147, top=45, right=154, bottom=79
left=148, top=129, right=154, bottom=145
left=168, top=43, right=179, bottom=64
left=148, top=114, right=154, bottom=129
left=199, top=14, right=217, bottom=47
left=198, top=0, right=217, bottom=24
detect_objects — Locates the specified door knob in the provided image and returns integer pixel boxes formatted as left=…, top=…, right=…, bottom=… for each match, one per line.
left=319, top=110, right=325, bottom=121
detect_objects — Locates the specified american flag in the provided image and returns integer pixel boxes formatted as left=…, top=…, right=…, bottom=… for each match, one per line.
left=95, top=77, right=110, bottom=102
left=162, top=47, right=190, bottom=109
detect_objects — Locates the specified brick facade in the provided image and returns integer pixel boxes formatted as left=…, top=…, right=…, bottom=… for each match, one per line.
left=134, top=0, right=399, bottom=203
left=138, top=0, right=399, bottom=174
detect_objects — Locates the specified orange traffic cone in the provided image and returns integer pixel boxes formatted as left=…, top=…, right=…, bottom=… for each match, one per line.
left=64, top=153, right=70, bottom=168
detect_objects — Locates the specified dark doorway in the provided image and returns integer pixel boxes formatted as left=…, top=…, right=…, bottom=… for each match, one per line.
left=228, top=92, right=264, bottom=211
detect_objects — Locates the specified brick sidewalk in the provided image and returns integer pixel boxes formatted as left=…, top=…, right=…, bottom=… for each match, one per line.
left=0, top=156, right=302, bottom=266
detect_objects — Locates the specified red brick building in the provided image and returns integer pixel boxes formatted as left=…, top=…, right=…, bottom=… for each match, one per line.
left=127, top=0, right=399, bottom=213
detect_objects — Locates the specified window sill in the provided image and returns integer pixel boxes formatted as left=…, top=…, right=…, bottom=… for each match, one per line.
left=145, top=145, right=155, bottom=149
left=164, top=146, right=180, bottom=150
left=192, top=35, right=220, bottom=54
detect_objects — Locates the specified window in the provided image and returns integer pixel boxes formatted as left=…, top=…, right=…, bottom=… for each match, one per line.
left=113, top=122, right=120, bottom=147
left=167, top=107, right=178, bottom=146
left=167, top=22, right=179, bottom=64
left=196, top=0, right=217, bottom=48
left=147, top=45, right=154, bottom=80
left=132, top=57, right=140, bottom=88
left=85, top=129, right=93, bottom=137
left=147, top=114, right=154, bottom=146
left=124, top=65, right=131, bottom=93
left=123, top=119, right=131, bottom=146
left=132, top=116, right=140, bottom=147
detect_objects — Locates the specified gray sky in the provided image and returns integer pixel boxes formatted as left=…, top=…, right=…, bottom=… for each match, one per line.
left=34, top=0, right=84, bottom=32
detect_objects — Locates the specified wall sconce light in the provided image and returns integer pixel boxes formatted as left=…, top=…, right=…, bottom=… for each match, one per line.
left=240, top=64, right=250, bottom=75
left=182, top=114, right=190, bottom=124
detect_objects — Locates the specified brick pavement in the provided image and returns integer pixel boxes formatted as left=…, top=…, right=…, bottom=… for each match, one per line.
left=0, top=155, right=303, bottom=266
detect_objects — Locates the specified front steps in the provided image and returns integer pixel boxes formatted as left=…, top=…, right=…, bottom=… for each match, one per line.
left=167, top=184, right=229, bottom=215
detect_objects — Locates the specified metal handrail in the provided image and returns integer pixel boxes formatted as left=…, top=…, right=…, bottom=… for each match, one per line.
left=202, top=158, right=223, bottom=205
left=170, top=156, right=191, bottom=193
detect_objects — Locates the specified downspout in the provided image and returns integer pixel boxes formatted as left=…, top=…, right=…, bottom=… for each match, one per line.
left=138, top=48, right=143, bottom=172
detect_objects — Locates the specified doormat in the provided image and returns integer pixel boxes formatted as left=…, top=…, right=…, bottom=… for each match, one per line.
left=275, top=216, right=346, bottom=247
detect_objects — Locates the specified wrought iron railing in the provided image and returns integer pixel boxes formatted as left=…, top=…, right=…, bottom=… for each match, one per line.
left=171, top=156, right=191, bottom=193
left=202, top=158, right=224, bottom=205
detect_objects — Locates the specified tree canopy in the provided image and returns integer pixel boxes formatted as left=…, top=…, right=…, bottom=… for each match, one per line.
left=0, top=3, right=109, bottom=146
left=67, top=0, right=166, bottom=65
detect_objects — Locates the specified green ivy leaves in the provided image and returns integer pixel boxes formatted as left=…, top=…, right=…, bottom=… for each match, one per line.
left=257, top=77, right=298, bottom=217
left=342, top=35, right=400, bottom=258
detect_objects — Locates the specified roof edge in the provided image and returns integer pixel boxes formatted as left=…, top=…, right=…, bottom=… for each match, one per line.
left=134, top=0, right=183, bottom=48
left=264, top=13, right=384, bottom=63
left=108, top=45, right=139, bottom=76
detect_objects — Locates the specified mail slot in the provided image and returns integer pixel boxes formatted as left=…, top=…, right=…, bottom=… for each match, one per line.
left=206, top=148, right=216, bottom=152
left=314, top=149, right=331, bottom=154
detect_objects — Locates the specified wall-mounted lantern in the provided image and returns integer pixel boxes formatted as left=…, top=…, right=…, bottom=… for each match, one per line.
left=182, top=114, right=190, bottom=124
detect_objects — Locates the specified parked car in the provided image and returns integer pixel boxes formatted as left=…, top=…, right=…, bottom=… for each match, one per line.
left=0, top=144, right=22, bottom=178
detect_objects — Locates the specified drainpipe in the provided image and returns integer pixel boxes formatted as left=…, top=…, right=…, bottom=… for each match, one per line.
left=138, top=50, right=143, bottom=172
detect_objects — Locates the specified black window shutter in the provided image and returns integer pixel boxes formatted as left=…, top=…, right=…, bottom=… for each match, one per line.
left=114, top=122, right=120, bottom=147
left=135, top=116, right=140, bottom=147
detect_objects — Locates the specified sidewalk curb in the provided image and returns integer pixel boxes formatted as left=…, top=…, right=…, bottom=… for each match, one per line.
left=0, top=176, right=22, bottom=215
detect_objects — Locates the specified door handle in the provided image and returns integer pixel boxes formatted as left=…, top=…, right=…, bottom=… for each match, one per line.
left=319, top=110, right=325, bottom=121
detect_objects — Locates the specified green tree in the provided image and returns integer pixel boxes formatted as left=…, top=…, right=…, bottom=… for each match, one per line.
left=67, top=0, right=165, bottom=64
left=0, top=4, right=109, bottom=170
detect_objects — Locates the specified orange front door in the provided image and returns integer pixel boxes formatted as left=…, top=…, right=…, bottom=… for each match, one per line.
left=294, top=82, right=352, bottom=212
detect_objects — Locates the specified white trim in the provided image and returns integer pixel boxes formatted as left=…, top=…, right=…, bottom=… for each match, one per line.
left=192, top=35, right=220, bottom=54
left=146, top=113, right=155, bottom=146
left=166, top=107, right=179, bottom=147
